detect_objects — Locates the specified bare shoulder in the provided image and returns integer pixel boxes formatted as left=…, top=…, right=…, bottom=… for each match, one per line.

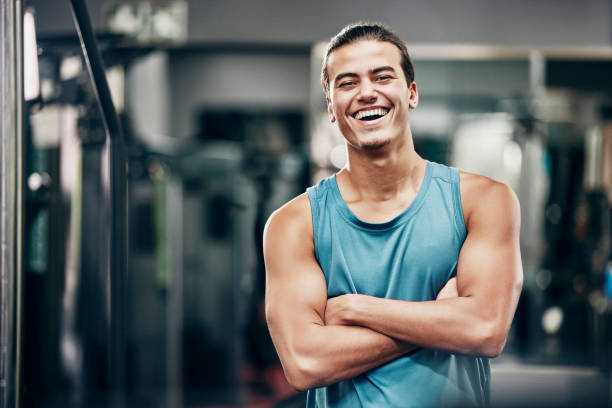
left=458, top=171, right=520, bottom=231
left=264, top=192, right=314, bottom=253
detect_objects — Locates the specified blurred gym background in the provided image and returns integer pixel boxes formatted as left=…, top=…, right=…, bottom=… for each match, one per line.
left=1, top=0, right=612, bottom=407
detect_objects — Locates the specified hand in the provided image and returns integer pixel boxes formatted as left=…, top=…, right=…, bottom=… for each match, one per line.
left=324, top=294, right=360, bottom=326
left=436, top=277, right=458, bottom=300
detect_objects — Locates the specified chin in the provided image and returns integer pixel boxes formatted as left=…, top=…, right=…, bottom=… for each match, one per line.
left=360, top=138, right=391, bottom=150
left=350, top=135, right=392, bottom=151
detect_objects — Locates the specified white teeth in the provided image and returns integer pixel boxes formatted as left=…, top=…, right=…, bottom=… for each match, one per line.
left=354, top=108, right=389, bottom=120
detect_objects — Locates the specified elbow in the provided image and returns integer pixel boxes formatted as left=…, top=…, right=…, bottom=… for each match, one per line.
left=282, top=354, right=322, bottom=392
left=479, top=336, right=506, bottom=359
left=284, top=367, right=312, bottom=392
left=287, top=376, right=312, bottom=393
left=474, top=322, right=507, bottom=358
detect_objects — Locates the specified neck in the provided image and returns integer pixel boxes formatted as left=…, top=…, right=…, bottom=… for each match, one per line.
left=339, top=134, right=426, bottom=202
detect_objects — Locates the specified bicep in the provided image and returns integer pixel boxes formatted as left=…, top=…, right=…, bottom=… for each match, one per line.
left=265, top=248, right=327, bottom=329
left=456, top=183, right=523, bottom=326
left=263, top=205, right=328, bottom=358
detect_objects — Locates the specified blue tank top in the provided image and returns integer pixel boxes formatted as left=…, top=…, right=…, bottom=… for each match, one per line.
left=305, top=161, right=490, bottom=408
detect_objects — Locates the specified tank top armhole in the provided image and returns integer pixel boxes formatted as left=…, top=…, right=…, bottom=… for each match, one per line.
left=306, top=186, right=321, bottom=263
left=451, top=167, right=467, bottom=240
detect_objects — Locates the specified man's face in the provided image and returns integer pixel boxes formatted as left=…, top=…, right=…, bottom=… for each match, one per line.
left=326, top=40, right=418, bottom=151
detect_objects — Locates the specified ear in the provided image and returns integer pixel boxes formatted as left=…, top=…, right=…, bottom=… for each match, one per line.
left=408, top=82, right=419, bottom=109
left=326, top=96, right=336, bottom=123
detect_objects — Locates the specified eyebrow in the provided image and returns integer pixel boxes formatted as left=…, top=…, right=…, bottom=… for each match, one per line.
left=333, top=66, right=397, bottom=85
left=371, top=66, right=396, bottom=75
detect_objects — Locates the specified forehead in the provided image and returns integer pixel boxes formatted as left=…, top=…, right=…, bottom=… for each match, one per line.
left=327, top=40, right=402, bottom=79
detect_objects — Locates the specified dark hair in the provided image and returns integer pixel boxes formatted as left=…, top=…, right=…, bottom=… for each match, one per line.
left=321, top=22, right=415, bottom=95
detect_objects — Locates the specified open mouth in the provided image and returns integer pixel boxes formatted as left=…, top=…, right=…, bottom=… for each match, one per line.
left=352, top=107, right=390, bottom=121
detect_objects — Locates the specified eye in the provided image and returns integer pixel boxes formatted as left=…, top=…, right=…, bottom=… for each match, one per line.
left=338, top=81, right=356, bottom=88
left=376, top=75, right=393, bottom=82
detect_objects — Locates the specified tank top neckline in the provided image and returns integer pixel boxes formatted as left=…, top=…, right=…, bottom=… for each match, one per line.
left=330, top=160, right=433, bottom=231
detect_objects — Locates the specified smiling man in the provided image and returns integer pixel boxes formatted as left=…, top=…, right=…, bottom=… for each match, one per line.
left=263, top=22, right=523, bottom=407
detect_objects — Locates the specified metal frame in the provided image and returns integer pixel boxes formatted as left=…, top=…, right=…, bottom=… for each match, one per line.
left=0, top=0, right=23, bottom=407
left=68, top=0, right=127, bottom=404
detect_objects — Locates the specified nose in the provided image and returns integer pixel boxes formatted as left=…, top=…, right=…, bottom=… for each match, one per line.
left=357, top=80, right=377, bottom=102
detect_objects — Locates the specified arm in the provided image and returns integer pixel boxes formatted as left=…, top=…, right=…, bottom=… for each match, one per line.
left=325, top=176, right=523, bottom=358
left=264, top=193, right=417, bottom=391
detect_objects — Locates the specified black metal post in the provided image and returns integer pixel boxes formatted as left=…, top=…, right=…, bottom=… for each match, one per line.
left=1, top=0, right=24, bottom=406
left=67, top=0, right=126, bottom=406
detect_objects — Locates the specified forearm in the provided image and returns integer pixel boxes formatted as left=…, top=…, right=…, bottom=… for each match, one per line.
left=271, top=319, right=415, bottom=391
left=344, top=295, right=502, bottom=357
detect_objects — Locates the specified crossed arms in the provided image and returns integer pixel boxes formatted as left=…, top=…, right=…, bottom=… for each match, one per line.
left=263, top=173, right=523, bottom=391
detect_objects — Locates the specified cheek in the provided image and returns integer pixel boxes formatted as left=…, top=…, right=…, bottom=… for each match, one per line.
left=394, top=92, right=411, bottom=113
left=333, top=106, right=351, bottom=127
left=332, top=91, right=353, bottom=111
left=332, top=98, right=348, bottom=116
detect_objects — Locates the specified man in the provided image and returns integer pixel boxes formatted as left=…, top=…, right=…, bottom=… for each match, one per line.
left=264, top=22, right=522, bottom=407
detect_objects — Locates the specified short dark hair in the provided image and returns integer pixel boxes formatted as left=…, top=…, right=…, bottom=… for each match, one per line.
left=321, top=22, right=415, bottom=96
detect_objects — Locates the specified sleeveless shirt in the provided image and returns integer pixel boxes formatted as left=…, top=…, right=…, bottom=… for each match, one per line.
left=305, top=160, right=490, bottom=408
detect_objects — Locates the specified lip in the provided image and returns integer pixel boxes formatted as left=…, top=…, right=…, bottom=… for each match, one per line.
left=349, top=106, right=392, bottom=127
left=350, top=105, right=391, bottom=117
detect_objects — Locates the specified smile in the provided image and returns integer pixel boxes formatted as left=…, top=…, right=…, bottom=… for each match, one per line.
left=352, top=107, right=390, bottom=121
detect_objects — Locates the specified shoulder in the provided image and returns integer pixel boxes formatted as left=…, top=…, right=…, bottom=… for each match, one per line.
left=264, top=192, right=313, bottom=251
left=459, top=171, right=520, bottom=231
